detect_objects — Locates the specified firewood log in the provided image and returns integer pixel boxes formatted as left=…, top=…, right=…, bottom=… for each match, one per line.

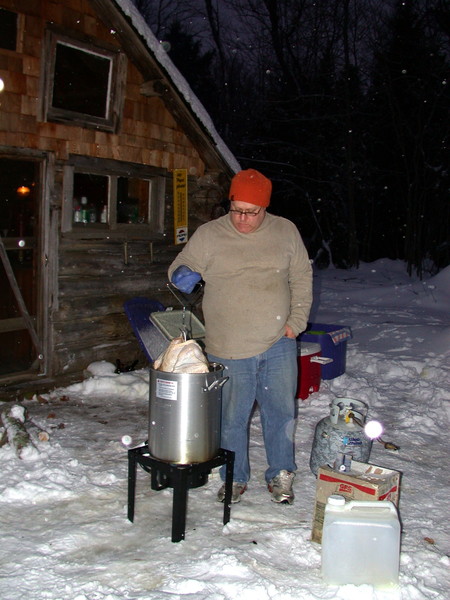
left=0, top=426, right=7, bottom=448
left=0, top=405, right=37, bottom=458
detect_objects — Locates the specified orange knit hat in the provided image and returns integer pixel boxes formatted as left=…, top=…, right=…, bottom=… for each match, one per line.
left=228, top=169, right=272, bottom=207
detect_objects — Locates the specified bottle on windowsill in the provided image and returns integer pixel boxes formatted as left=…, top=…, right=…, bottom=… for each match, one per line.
left=100, top=205, right=107, bottom=223
left=89, top=202, right=97, bottom=223
left=73, top=200, right=82, bottom=223
left=80, top=196, right=89, bottom=223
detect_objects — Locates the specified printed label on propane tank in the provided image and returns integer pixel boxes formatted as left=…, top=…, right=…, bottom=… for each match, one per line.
left=342, top=436, right=363, bottom=446
left=156, top=378, right=178, bottom=400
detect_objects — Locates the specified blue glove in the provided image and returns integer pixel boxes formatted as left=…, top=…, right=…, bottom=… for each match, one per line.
left=171, top=265, right=201, bottom=293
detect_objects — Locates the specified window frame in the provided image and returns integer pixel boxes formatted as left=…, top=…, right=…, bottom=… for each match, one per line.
left=61, top=156, right=166, bottom=239
left=0, top=7, right=18, bottom=51
left=41, top=27, right=126, bottom=133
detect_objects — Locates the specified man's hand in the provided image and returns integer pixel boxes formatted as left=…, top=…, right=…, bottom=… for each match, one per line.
left=171, top=265, right=202, bottom=293
left=284, top=324, right=296, bottom=339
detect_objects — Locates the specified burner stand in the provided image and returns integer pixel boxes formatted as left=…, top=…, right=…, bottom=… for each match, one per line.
left=127, top=445, right=235, bottom=542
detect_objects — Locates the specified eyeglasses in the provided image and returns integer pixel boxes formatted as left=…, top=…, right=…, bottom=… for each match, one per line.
left=229, top=206, right=263, bottom=218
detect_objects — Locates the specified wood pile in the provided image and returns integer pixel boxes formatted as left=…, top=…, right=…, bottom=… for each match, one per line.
left=0, top=405, right=49, bottom=458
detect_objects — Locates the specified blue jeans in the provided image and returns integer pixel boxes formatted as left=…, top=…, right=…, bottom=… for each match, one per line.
left=208, top=336, right=298, bottom=484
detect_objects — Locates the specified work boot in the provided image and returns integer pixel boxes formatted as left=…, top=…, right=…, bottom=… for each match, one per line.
left=268, top=470, right=295, bottom=504
left=217, top=482, right=247, bottom=503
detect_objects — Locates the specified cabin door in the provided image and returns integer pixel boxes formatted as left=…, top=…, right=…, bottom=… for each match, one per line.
left=0, top=156, right=46, bottom=380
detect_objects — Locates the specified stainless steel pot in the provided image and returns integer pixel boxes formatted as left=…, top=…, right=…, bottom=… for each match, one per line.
left=148, top=363, right=228, bottom=464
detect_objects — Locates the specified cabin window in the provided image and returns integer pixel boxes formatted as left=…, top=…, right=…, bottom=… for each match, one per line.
left=62, top=158, right=166, bottom=237
left=0, top=8, right=17, bottom=51
left=52, top=43, right=111, bottom=118
left=117, top=177, right=150, bottom=224
left=72, top=173, right=151, bottom=226
left=72, top=173, right=109, bottom=225
left=42, top=29, right=125, bottom=132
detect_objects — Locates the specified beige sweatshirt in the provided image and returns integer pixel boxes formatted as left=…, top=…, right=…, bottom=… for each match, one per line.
left=168, top=212, right=312, bottom=359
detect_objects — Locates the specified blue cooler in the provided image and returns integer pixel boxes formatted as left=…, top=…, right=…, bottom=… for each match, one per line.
left=298, top=323, right=352, bottom=380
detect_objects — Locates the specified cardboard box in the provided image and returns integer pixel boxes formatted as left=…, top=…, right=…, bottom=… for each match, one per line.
left=311, top=460, right=401, bottom=544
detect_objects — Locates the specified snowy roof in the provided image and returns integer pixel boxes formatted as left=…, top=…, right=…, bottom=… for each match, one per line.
left=111, top=0, right=241, bottom=174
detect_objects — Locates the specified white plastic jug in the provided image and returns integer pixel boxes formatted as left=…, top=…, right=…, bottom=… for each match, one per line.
left=321, top=494, right=401, bottom=587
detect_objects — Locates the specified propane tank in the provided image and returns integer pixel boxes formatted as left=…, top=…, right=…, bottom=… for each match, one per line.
left=310, top=397, right=373, bottom=476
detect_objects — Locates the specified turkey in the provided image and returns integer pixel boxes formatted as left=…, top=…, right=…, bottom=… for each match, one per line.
left=153, top=336, right=209, bottom=373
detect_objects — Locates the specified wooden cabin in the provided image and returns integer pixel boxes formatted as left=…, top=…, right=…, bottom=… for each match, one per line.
left=0, top=0, right=239, bottom=394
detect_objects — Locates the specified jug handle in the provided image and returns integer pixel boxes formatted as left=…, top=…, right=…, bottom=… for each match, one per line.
left=203, top=376, right=229, bottom=392
left=348, top=500, right=398, bottom=515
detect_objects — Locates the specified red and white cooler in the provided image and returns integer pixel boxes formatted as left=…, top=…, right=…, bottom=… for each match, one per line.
left=296, top=342, right=326, bottom=400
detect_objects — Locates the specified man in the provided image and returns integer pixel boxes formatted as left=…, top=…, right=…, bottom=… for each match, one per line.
left=168, top=169, right=312, bottom=504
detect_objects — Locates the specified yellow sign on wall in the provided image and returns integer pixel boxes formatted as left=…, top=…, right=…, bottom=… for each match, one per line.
left=173, top=169, right=188, bottom=244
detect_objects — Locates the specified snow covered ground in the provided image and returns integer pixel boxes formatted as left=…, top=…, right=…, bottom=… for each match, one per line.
left=1, top=259, right=449, bottom=600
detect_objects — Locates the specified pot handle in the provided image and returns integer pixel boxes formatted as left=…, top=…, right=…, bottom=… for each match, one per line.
left=203, top=376, right=229, bottom=392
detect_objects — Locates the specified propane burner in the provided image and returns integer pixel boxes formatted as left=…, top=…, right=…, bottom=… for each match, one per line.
left=127, top=444, right=234, bottom=542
